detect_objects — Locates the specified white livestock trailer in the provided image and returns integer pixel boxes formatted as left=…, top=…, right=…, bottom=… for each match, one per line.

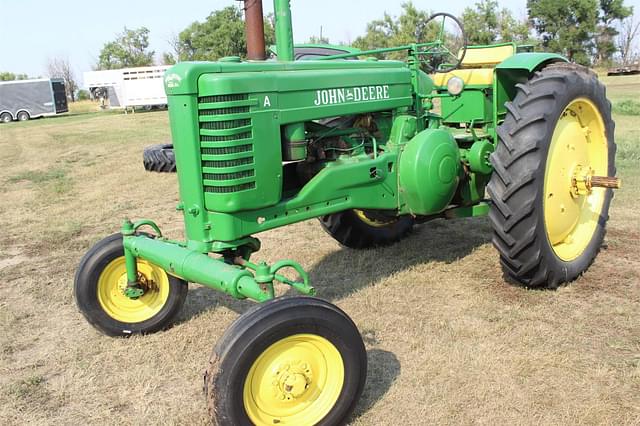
left=83, top=66, right=170, bottom=111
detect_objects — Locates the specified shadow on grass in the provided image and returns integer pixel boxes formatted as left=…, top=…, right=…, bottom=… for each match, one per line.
left=351, top=349, right=401, bottom=419
left=176, top=217, right=487, bottom=420
left=179, top=216, right=492, bottom=321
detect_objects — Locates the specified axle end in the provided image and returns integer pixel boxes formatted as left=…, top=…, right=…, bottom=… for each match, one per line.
left=589, top=175, right=622, bottom=189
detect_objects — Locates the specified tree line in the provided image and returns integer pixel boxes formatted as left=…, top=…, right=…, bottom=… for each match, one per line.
left=99, top=1, right=637, bottom=69
left=2, top=0, right=638, bottom=93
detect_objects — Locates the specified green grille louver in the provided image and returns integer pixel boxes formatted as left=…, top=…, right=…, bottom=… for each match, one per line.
left=198, top=94, right=255, bottom=194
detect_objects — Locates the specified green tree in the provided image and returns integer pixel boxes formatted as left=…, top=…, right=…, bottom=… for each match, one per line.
left=308, top=35, right=330, bottom=45
left=97, top=27, right=155, bottom=70
left=0, top=72, right=29, bottom=81
left=176, top=6, right=275, bottom=61
left=528, top=0, right=599, bottom=65
left=76, top=89, right=90, bottom=101
left=461, top=1, right=531, bottom=45
left=352, top=2, right=439, bottom=59
left=595, top=0, right=633, bottom=65
left=461, top=0, right=499, bottom=45
left=161, top=52, right=176, bottom=65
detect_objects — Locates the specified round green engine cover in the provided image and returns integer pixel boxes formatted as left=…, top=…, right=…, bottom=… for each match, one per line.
left=399, top=128, right=461, bottom=215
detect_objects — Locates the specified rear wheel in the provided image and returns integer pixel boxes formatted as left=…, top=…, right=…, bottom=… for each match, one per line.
left=488, top=63, right=617, bottom=288
left=74, top=233, right=188, bottom=336
left=0, top=112, right=11, bottom=123
left=320, top=209, right=414, bottom=249
left=205, top=297, right=367, bottom=426
left=143, top=143, right=176, bottom=172
left=16, top=111, right=29, bottom=121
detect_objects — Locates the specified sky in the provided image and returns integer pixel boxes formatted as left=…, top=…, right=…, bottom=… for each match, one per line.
left=1, top=0, right=638, bottom=87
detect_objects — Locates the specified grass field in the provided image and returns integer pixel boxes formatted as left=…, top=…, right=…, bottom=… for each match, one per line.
left=1, top=77, right=639, bottom=425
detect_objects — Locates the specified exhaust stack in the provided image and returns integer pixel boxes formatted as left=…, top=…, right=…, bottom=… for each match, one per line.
left=243, top=0, right=266, bottom=60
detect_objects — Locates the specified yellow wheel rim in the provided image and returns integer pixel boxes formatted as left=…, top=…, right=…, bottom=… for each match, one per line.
left=354, top=209, right=396, bottom=228
left=243, top=334, right=345, bottom=426
left=543, top=98, right=608, bottom=261
left=97, top=257, right=170, bottom=323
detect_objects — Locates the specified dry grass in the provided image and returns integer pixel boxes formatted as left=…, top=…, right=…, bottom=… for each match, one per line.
left=0, top=76, right=639, bottom=425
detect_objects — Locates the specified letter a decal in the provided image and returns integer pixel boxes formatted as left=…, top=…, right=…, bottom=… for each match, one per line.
left=264, top=96, right=271, bottom=107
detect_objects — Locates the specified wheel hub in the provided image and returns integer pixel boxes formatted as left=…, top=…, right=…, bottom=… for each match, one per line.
left=273, top=361, right=313, bottom=400
left=97, top=257, right=169, bottom=323
left=119, top=271, right=159, bottom=299
left=571, top=166, right=621, bottom=197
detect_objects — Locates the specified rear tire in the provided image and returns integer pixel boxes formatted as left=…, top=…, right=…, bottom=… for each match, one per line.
left=487, top=63, right=616, bottom=289
left=0, top=112, right=12, bottom=123
left=319, top=209, right=414, bottom=249
left=143, top=143, right=176, bottom=173
left=17, top=111, right=29, bottom=121
left=204, top=297, right=367, bottom=426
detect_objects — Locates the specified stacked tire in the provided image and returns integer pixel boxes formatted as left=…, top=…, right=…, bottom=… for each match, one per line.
left=143, top=144, right=176, bottom=173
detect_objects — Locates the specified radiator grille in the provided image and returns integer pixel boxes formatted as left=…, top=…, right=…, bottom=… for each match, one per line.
left=198, top=93, right=255, bottom=194
left=204, top=182, right=256, bottom=193
left=201, top=132, right=252, bottom=142
left=201, top=119, right=251, bottom=130
left=203, top=170, right=255, bottom=181
left=202, top=157, right=253, bottom=168
left=199, top=106, right=250, bottom=116
left=199, top=94, right=248, bottom=103
left=202, top=144, right=252, bottom=155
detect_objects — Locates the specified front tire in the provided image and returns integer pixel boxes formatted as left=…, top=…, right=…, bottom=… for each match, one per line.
left=74, top=233, right=188, bottom=336
left=17, top=111, right=30, bottom=121
left=488, top=63, right=616, bottom=288
left=0, top=112, right=12, bottom=123
left=204, top=297, right=367, bottom=426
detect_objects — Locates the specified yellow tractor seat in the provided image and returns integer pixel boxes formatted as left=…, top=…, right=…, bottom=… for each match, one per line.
left=432, top=43, right=517, bottom=87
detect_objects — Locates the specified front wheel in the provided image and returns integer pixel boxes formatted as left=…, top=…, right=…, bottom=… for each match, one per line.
left=74, top=233, right=188, bottom=336
left=488, top=63, right=617, bottom=289
left=0, top=112, right=12, bottom=123
left=16, top=111, right=30, bottom=121
left=204, top=297, right=367, bottom=426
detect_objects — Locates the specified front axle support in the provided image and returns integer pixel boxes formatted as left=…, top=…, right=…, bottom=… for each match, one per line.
left=120, top=219, right=311, bottom=303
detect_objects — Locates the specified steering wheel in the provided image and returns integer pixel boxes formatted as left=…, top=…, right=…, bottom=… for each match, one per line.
left=421, top=12, right=467, bottom=73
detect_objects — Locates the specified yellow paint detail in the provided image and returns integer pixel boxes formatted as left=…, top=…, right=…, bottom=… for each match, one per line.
left=432, top=68, right=495, bottom=87
left=354, top=209, right=395, bottom=228
left=243, top=334, right=344, bottom=426
left=544, top=98, right=608, bottom=261
left=432, top=43, right=516, bottom=87
left=97, top=257, right=170, bottom=323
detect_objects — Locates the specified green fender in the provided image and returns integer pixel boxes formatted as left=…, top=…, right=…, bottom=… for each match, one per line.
left=492, top=52, right=568, bottom=128
left=495, top=52, right=567, bottom=73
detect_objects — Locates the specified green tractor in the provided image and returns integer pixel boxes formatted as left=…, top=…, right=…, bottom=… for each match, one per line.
left=74, top=1, right=621, bottom=424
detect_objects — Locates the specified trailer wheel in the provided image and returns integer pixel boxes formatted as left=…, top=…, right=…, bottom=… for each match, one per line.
left=319, top=209, right=414, bottom=249
left=74, top=233, right=188, bottom=336
left=143, top=143, right=176, bottom=173
left=205, top=297, right=366, bottom=426
left=0, top=112, right=11, bottom=123
left=16, top=111, right=30, bottom=121
left=487, top=63, right=617, bottom=289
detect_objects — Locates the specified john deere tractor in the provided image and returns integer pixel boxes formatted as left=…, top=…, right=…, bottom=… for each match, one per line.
left=74, top=1, right=621, bottom=424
